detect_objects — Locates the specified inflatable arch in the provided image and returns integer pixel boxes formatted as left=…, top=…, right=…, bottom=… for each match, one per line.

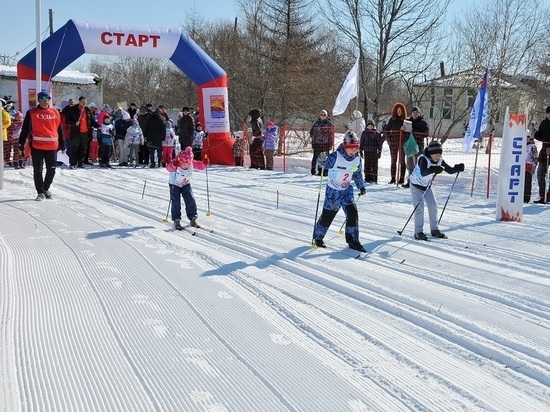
left=16, top=19, right=233, bottom=165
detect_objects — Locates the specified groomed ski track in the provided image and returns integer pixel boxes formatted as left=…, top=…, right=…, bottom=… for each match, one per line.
left=1, top=165, right=549, bottom=411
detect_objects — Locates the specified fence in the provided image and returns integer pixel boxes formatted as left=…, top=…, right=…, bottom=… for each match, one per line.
left=236, top=123, right=539, bottom=200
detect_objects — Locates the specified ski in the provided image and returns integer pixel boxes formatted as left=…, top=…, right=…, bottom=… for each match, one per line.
left=310, top=243, right=365, bottom=259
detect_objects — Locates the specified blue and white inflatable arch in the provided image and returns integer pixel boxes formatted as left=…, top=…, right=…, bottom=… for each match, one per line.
left=17, top=19, right=233, bottom=164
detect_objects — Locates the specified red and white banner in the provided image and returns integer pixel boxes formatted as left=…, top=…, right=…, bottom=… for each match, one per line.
left=496, top=108, right=528, bottom=222
left=76, top=21, right=181, bottom=58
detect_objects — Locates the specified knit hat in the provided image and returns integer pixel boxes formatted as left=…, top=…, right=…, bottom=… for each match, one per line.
left=267, top=121, right=275, bottom=127
left=546, top=106, right=550, bottom=114
left=132, top=119, right=139, bottom=125
left=411, top=106, right=419, bottom=113
left=320, top=109, right=328, bottom=116
left=37, top=91, right=51, bottom=100
left=426, top=140, right=443, bottom=156
left=342, top=131, right=360, bottom=149
left=366, top=118, right=375, bottom=127
left=177, top=146, right=194, bottom=164
left=195, top=122, right=202, bottom=128
left=122, top=111, right=131, bottom=120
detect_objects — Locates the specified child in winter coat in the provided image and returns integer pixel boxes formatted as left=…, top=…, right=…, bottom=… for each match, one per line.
left=232, top=132, right=244, bottom=166
left=524, top=135, right=538, bottom=203
left=313, top=131, right=367, bottom=252
left=192, top=122, right=206, bottom=161
left=124, top=119, right=144, bottom=166
left=263, top=121, right=278, bottom=170
left=6, top=111, right=23, bottom=168
left=408, top=140, right=464, bottom=240
left=167, top=146, right=208, bottom=230
left=360, top=119, right=384, bottom=183
left=162, top=121, right=177, bottom=167
left=99, top=116, right=114, bottom=168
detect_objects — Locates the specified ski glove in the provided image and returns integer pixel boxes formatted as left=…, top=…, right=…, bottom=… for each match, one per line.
left=428, top=165, right=444, bottom=175
left=454, top=163, right=465, bottom=172
left=359, top=187, right=367, bottom=196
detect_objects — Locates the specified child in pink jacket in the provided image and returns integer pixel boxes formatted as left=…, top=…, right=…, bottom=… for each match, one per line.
left=166, top=146, right=208, bottom=230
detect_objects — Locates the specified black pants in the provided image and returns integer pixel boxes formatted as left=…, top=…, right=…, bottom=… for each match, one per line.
left=70, top=132, right=88, bottom=166
left=31, top=147, right=57, bottom=194
left=363, top=151, right=379, bottom=183
left=537, top=150, right=549, bottom=199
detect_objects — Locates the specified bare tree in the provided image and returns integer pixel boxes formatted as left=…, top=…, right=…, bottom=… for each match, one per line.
left=454, top=0, right=548, bottom=127
left=323, top=0, right=449, bottom=121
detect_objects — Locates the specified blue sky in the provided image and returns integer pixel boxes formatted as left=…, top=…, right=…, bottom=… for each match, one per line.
left=3, top=0, right=465, bottom=67
left=2, top=0, right=239, bottom=63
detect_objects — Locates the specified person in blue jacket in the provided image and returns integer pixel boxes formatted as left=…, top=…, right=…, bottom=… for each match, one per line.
left=313, top=131, right=367, bottom=252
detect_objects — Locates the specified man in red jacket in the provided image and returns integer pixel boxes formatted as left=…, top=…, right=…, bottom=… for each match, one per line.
left=19, top=91, right=66, bottom=201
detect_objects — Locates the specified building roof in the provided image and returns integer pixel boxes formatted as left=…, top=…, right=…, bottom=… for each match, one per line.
left=415, top=67, right=516, bottom=89
left=0, top=64, right=99, bottom=85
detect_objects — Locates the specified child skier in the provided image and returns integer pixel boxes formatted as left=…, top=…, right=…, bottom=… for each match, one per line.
left=409, top=140, right=464, bottom=240
left=166, top=146, right=208, bottom=230
left=313, top=131, right=367, bottom=252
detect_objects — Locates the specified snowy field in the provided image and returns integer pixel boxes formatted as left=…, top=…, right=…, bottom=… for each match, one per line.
left=1, top=152, right=549, bottom=411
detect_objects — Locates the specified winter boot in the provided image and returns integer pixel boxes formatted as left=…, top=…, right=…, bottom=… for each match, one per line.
left=174, top=219, right=183, bottom=230
left=190, top=217, right=201, bottom=228
left=35, top=193, right=45, bottom=201
left=414, top=232, right=428, bottom=241
left=44, top=190, right=52, bottom=199
left=430, top=230, right=447, bottom=239
left=314, top=239, right=326, bottom=248
left=402, top=181, right=410, bottom=188
left=348, top=241, right=366, bottom=252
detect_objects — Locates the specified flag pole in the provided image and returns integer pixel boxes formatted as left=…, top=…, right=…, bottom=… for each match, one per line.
left=355, top=54, right=360, bottom=114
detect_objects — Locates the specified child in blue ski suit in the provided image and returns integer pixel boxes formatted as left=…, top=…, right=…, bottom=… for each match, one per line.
left=313, top=131, right=367, bottom=252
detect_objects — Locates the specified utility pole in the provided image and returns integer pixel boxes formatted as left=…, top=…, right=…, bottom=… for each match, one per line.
left=49, top=8, right=53, bottom=35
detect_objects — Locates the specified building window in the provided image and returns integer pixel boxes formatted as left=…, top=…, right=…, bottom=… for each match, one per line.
left=467, top=88, right=475, bottom=108
left=442, top=88, right=452, bottom=120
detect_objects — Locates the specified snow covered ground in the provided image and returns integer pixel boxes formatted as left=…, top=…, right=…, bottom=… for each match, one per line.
left=1, top=153, right=549, bottom=411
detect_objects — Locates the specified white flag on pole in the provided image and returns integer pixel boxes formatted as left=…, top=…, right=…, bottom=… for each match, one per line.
left=332, top=56, right=359, bottom=116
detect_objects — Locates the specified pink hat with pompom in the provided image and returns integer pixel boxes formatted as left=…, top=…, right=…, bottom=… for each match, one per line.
left=267, top=121, right=275, bottom=127
left=177, top=147, right=194, bottom=164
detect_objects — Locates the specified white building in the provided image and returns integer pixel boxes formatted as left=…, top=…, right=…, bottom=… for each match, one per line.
left=0, top=64, right=103, bottom=111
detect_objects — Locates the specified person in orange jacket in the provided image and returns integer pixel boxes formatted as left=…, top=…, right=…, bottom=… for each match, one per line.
left=19, top=91, right=66, bottom=201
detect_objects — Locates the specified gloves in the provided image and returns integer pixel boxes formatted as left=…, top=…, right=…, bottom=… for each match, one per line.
left=454, top=163, right=465, bottom=172
left=359, top=187, right=367, bottom=196
left=203, top=156, right=210, bottom=166
left=428, top=165, right=444, bottom=175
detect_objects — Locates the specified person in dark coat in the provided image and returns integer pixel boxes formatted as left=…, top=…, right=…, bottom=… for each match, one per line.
left=383, top=102, right=407, bottom=184
left=178, top=107, right=195, bottom=150
left=401, top=106, right=429, bottom=188
left=248, top=108, right=265, bottom=169
left=144, top=108, right=166, bottom=168
left=65, top=96, right=96, bottom=168
left=137, top=106, right=151, bottom=164
left=310, top=109, right=333, bottom=176
left=360, top=119, right=384, bottom=183
left=534, top=106, right=550, bottom=203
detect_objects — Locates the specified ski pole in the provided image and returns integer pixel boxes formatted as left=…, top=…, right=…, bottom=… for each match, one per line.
left=397, top=175, right=435, bottom=236
left=338, top=193, right=362, bottom=235
left=311, top=165, right=325, bottom=248
left=204, top=155, right=212, bottom=216
left=163, top=185, right=172, bottom=222
left=438, top=172, right=460, bottom=225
